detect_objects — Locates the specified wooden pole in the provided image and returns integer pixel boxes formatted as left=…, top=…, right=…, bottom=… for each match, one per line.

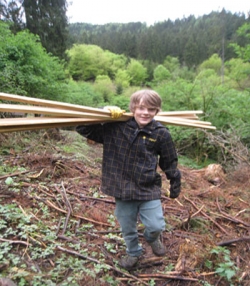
left=0, top=92, right=203, bottom=118
left=0, top=116, right=216, bottom=132
left=0, top=92, right=216, bottom=131
left=0, top=92, right=111, bottom=115
left=0, top=104, right=131, bottom=120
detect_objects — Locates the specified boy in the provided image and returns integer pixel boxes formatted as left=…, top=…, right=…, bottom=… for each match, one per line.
left=76, top=89, right=181, bottom=269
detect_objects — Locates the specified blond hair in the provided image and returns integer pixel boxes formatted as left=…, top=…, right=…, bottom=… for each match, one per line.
left=129, top=90, right=162, bottom=113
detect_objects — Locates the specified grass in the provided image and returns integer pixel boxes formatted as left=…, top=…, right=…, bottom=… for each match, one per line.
left=178, top=154, right=216, bottom=169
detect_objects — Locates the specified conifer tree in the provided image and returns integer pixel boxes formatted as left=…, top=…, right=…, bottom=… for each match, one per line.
left=23, top=0, right=68, bottom=58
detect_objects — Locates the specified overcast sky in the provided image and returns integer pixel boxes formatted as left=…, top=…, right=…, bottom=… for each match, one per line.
left=67, top=0, right=249, bottom=25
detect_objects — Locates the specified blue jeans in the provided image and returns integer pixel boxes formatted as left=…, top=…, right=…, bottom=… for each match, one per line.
left=115, top=198, right=165, bottom=257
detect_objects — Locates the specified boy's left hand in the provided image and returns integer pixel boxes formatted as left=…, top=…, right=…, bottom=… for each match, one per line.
left=169, top=181, right=181, bottom=198
left=169, top=171, right=181, bottom=198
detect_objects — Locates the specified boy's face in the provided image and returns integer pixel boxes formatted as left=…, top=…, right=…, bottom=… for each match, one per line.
left=133, top=102, right=158, bottom=128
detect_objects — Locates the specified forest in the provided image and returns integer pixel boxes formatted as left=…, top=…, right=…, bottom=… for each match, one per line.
left=67, top=10, right=247, bottom=67
left=0, top=1, right=250, bottom=285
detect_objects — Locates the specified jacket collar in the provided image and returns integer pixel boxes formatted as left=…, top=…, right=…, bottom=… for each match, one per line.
left=126, top=117, right=162, bottom=133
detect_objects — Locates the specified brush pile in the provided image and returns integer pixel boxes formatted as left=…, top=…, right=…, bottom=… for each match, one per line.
left=0, top=92, right=216, bottom=133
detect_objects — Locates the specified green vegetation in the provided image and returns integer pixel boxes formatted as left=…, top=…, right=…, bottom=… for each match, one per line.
left=1, top=0, right=68, bottom=58
left=0, top=202, right=118, bottom=285
left=206, top=246, right=239, bottom=285
left=0, top=22, right=67, bottom=100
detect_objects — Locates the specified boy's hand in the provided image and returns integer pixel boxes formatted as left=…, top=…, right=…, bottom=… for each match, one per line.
left=169, top=171, right=181, bottom=198
left=169, top=181, right=181, bottom=198
left=104, top=106, right=125, bottom=119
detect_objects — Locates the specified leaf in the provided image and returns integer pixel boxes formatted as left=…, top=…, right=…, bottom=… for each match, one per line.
left=5, top=177, right=14, bottom=185
left=225, top=268, right=236, bottom=280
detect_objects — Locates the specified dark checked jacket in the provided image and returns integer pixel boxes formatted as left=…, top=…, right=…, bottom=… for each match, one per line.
left=76, top=118, right=181, bottom=201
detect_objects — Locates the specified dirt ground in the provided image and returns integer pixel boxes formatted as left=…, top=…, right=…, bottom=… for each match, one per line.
left=0, top=130, right=250, bottom=286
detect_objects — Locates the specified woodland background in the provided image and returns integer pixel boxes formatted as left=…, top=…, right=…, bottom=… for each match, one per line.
left=0, top=1, right=250, bottom=166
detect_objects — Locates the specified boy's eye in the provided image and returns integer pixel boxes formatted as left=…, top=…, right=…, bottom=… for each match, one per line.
left=148, top=108, right=157, bottom=112
left=137, top=106, right=157, bottom=113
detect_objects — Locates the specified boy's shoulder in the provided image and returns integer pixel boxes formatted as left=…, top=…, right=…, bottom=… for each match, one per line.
left=150, top=119, right=169, bottom=132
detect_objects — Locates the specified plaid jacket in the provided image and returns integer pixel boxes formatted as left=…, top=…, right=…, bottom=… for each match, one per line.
left=76, top=118, right=181, bottom=201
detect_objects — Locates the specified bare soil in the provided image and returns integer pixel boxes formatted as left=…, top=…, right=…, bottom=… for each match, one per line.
left=0, top=130, right=250, bottom=285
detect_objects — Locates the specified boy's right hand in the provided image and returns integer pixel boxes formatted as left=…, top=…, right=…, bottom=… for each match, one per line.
left=104, top=106, right=125, bottom=119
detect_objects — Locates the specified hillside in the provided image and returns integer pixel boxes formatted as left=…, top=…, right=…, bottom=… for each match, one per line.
left=0, top=129, right=250, bottom=286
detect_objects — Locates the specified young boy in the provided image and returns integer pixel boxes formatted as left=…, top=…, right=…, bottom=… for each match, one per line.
left=76, top=89, right=181, bottom=269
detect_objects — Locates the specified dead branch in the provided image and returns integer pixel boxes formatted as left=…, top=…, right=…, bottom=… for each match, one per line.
left=211, top=211, right=250, bottom=229
left=67, top=191, right=115, bottom=204
left=33, top=195, right=112, bottom=226
left=234, top=209, right=248, bottom=217
left=55, top=182, right=73, bottom=235
left=61, top=181, right=73, bottom=213
left=37, top=186, right=56, bottom=198
left=137, top=273, right=199, bottom=282
left=78, top=195, right=115, bottom=204
left=62, top=209, right=71, bottom=235
left=56, top=217, right=62, bottom=236
left=0, top=237, right=29, bottom=246
left=216, top=198, right=250, bottom=227
left=204, top=129, right=250, bottom=166
left=181, top=205, right=205, bottom=229
left=0, top=170, right=29, bottom=180
left=198, top=271, right=217, bottom=277
left=184, top=196, right=230, bottom=235
left=57, top=234, right=81, bottom=244
left=53, top=185, right=68, bottom=209
left=73, top=214, right=111, bottom=227
left=217, top=236, right=250, bottom=246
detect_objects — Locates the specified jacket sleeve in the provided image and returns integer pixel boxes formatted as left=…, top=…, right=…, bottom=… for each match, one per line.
left=157, top=128, right=181, bottom=198
left=76, top=124, right=104, bottom=144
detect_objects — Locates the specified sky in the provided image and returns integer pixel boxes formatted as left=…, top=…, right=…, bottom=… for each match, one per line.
left=67, top=0, right=249, bottom=26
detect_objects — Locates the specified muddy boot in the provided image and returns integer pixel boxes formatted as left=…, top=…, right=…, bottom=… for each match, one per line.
left=118, top=255, right=139, bottom=270
left=149, top=236, right=166, bottom=256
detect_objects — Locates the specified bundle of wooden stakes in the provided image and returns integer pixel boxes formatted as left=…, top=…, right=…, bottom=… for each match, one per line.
left=0, top=92, right=216, bottom=133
